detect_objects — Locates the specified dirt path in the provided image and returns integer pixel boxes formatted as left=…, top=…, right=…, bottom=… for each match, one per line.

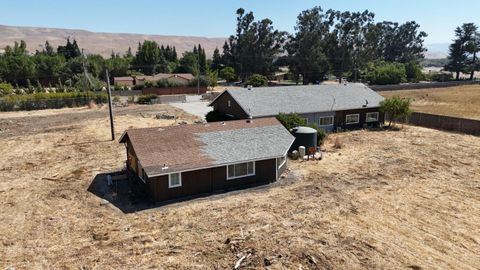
left=0, top=106, right=479, bottom=269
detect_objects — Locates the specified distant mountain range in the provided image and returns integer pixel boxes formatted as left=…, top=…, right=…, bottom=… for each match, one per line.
left=0, top=24, right=226, bottom=57
left=424, top=43, right=449, bottom=59
left=0, top=24, right=449, bottom=59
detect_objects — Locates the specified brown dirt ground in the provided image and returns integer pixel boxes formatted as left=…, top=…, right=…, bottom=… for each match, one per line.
left=379, top=85, right=480, bottom=120
left=1, top=105, right=479, bottom=269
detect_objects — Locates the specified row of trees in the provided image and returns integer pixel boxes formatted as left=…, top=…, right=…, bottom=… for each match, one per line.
left=210, top=7, right=428, bottom=84
left=445, top=23, right=480, bottom=80
left=0, top=38, right=215, bottom=91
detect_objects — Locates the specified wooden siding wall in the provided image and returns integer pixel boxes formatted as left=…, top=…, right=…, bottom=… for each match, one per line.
left=299, top=112, right=336, bottom=131
left=334, top=107, right=384, bottom=130
left=146, top=159, right=277, bottom=202
left=211, top=92, right=249, bottom=119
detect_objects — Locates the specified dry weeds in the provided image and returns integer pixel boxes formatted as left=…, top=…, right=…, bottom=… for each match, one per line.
left=379, top=85, right=480, bottom=120
left=0, top=105, right=479, bottom=269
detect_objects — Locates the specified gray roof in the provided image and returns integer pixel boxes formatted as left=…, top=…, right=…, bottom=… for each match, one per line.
left=198, top=124, right=295, bottom=165
left=222, top=84, right=384, bottom=118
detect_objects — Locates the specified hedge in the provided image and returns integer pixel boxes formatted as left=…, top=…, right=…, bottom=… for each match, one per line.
left=0, top=92, right=108, bottom=111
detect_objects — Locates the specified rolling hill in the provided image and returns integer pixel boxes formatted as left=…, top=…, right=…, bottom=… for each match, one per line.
left=0, top=24, right=226, bottom=57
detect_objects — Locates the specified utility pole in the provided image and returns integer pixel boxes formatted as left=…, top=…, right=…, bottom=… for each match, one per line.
left=105, top=70, right=115, bottom=141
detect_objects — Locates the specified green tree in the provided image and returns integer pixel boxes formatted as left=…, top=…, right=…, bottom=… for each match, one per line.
left=0, top=41, right=36, bottom=86
left=326, top=9, right=376, bottom=82
left=57, top=38, right=81, bottom=60
left=105, top=56, right=131, bottom=77
left=32, top=53, right=65, bottom=85
left=286, top=6, right=330, bottom=84
left=133, top=40, right=161, bottom=75
left=219, top=67, right=236, bottom=82
left=177, top=51, right=199, bottom=75
left=211, top=47, right=223, bottom=71
left=364, top=61, right=406, bottom=85
left=246, top=74, right=268, bottom=87
left=445, top=23, right=478, bottom=80
left=377, top=21, right=427, bottom=63
left=223, top=8, right=287, bottom=80
left=379, top=96, right=412, bottom=127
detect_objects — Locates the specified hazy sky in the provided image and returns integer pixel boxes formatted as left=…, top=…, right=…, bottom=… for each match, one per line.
left=1, top=0, right=479, bottom=44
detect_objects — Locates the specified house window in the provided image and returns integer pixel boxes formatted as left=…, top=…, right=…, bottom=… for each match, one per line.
left=303, top=117, right=309, bottom=125
left=227, top=161, right=255, bottom=180
left=227, top=100, right=231, bottom=107
left=366, top=112, right=379, bottom=122
left=346, top=114, right=360, bottom=124
left=277, top=155, right=287, bottom=169
left=319, top=116, right=334, bottom=126
left=168, top=173, right=182, bottom=188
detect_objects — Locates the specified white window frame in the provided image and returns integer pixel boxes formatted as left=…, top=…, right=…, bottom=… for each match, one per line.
left=227, top=100, right=231, bottom=107
left=277, top=155, right=287, bottom=169
left=345, top=114, right=360, bottom=124
left=168, top=173, right=182, bottom=188
left=366, top=112, right=379, bottom=122
left=226, top=161, right=255, bottom=180
left=318, top=116, right=334, bottom=126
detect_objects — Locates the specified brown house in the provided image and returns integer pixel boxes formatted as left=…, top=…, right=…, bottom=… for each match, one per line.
left=210, top=84, right=385, bottom=131
left=119, top=118, right=294, bottom=203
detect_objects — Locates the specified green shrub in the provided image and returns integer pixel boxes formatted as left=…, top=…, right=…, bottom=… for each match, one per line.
left=428, top=72, right=453, bottom=82
left=246, top=74, right=268, bottom=87
left=127, top=96, right=135, bottom=103
left=0, top=82, right=14, bottom=96
left=156, top=78, right=186, bottom=88
left=276, top=113, right=307, bottom=130
left=405, top=61, right=425, bottom=82
left=308, top=123, right=328, bottom=145
left=276, top=113, right=328, bottom=145
left=188, top=75, right=211, bottom=87
left=365, top=61, right=407, bottom=85
left=0, top=92, right=107, bottom=111
left=137, top=94, right=158, bottom=104
left=144, top=81, right=155, bottom=88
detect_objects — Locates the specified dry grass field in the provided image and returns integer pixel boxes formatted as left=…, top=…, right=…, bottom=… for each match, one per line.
left=1, top=104, right=479, bottom=269
left=379, top=85, right=480, bottom=120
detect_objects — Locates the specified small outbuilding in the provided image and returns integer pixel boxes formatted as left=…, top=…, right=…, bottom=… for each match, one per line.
left=119, top=118, right=295, bottom=203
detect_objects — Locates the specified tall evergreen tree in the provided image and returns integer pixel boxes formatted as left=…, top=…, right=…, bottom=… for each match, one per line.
left=445, top=23, right=478, bottom=80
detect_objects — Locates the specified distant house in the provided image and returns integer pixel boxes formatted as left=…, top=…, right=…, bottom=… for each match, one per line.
left=119, top=118, right=294, bottom=203
left=113, top=73, right=195, bottom=87
left=210, top=84, right=385, bottom=131
left=113, top=76, right=135, bottom=87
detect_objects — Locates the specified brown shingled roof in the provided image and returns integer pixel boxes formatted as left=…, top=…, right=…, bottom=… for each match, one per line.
left=119, top=117, right=293, bottom=176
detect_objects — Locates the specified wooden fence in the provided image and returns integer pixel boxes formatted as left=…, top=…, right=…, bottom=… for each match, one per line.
left=402, top=112, right=480, bottom=136
left=152, top=95, right=186, bottom=104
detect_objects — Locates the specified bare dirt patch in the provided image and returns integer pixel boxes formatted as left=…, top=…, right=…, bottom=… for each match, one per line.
left=0, top=105, right=479, bottom=269
left=379, top=85, right=480, bottom=120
